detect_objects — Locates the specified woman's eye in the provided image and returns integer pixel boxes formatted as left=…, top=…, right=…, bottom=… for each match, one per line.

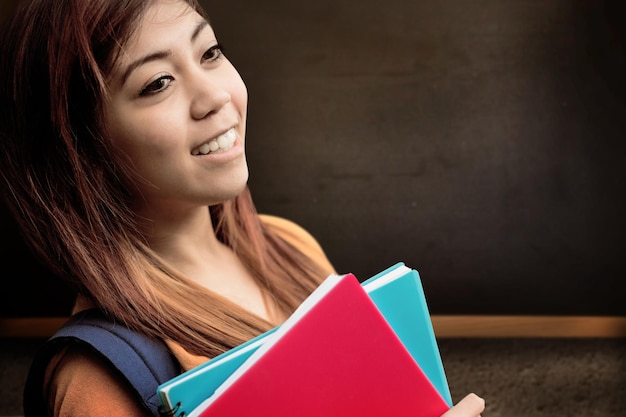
left=202, top=44, right=224, bottom=63
left=139, top=75, right=174, bottom=96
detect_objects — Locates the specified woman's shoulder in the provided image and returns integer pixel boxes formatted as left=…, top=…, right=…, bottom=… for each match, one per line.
left=259, top=213, right=326, bottom=255
left=259, top=214, right=317, bottom=243
left=259, top=214, right=335, bottom=274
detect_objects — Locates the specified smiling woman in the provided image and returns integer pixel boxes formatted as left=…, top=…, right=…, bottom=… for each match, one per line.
left=0, top=1, right=486, bottom=416
left=0, top=1, right=332, bottom=415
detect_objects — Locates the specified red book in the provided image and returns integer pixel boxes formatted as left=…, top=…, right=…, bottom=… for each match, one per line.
left=189, top=273, right=450, bottom=417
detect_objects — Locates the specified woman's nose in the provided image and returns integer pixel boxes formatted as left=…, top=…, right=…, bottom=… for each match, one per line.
left=189, top=69, right=231, bottom=120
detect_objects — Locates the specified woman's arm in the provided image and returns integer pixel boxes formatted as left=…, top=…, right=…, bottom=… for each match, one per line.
left=45, top=346, right=151, bottom=417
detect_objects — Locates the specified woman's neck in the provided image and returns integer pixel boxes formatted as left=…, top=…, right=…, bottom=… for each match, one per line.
left=137, top=204, right=277, bottom=322
left=138, top=205, right=223, bottom=277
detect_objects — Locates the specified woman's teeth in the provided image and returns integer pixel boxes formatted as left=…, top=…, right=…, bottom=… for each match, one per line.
left=192, top=129, right=236, bottom=155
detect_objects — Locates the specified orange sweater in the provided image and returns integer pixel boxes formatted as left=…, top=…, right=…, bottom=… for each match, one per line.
left=41, top=215, right=335, bottom=416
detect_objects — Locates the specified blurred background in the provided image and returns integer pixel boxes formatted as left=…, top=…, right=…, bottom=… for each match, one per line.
left=3, top=0, right=626, bottom=320
left=205, top=0, right=626, bottom=317
left=2, top=0, right=625, bottom=319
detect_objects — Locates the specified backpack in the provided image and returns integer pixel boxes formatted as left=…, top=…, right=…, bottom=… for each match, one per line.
left=23, top=308, right=181, bottom=417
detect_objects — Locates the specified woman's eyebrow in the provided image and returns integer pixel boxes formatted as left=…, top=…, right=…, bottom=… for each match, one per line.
left=119, top=19, right=210, bottom=86
left=190, top=19, right=209, bottom=43
left=120, top=50, right=171, bottom=86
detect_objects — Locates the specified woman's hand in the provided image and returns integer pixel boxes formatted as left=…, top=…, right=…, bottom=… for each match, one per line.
left=441, top=393, right=485, bottom=417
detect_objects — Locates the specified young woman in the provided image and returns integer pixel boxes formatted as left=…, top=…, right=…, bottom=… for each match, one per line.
left=0, top=0, right=484, bottom=415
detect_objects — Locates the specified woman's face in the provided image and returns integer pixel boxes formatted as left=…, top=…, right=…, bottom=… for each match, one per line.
left=105, top=0, right=248, bottom=216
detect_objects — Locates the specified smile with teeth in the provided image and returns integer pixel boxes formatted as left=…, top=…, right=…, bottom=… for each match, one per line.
left=191, top=128, right=236, bottom=155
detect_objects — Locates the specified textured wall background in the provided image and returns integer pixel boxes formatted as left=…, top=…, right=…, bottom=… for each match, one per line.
left=1, top=0, right=625, bottom=317
left=206, top=0, right=626, bottom=315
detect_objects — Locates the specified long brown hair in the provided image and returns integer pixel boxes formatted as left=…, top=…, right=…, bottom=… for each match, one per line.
left=0, top=0, right=328, bottom=357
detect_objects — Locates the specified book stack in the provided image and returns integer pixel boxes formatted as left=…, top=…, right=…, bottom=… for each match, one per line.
left=157, top=263, right=452, bottom=417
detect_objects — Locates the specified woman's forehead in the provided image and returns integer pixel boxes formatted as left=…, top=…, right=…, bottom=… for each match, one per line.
left=109, top=0, right=211, bottom=80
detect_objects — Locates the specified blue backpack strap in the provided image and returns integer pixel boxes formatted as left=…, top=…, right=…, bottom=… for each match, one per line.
left=23, top=309, right=180, bottom=417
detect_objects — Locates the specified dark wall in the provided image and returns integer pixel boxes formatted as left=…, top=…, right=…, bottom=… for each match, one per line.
left=2, top=0, right=625, bottom=317
left=206, top=0, right=626, bottom=315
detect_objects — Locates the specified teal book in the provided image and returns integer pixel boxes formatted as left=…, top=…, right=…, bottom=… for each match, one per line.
left=157, top=262, right=451, bottom=415
left=361, top=262, right=452, bottom=405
